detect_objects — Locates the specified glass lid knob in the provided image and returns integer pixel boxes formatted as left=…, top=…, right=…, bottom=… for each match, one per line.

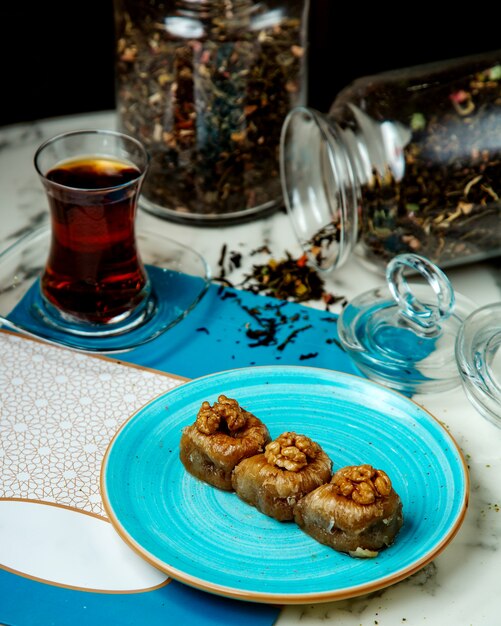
left=338, top=253, right=476, bottom=394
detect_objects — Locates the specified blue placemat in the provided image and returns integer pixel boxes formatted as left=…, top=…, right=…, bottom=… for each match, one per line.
left=1, top=276, right=359, bottom=626
left=120, top=281, right=357, bottom=378
left=0, top=568, right=278, bottom=626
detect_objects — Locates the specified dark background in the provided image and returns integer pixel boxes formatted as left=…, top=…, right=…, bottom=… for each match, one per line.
left=1, top=1, right=500, bottom=126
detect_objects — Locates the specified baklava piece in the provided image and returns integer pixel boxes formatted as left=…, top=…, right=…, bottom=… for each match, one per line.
left=179, top=395, right=271, bottom=491
left=231, top=431, right=332, bottom=521
left=294, top=464, right=403, bottom=557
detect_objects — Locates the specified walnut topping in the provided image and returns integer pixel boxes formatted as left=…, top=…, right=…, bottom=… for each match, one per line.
left=265, top=432, right=321, bottom=472
left=196, top=401, right=219, bottom=435
left=195, top=395, right=247, bottom=435
left=332, top=464, right=392, bottom=505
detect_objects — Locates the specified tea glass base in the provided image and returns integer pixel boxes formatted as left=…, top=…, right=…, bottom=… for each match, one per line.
left=38, top=282, right=155, bottom=339
left=0, top=224, right=210, bottom=353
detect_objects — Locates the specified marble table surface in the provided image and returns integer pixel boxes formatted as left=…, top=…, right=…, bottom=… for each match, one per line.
left=1, top=111, right=500, bottom=626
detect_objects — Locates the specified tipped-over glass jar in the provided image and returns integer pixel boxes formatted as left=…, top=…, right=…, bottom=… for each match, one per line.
left=280, top=50, right=501, bottom=273
left=114, top=0, right=309, bottom=225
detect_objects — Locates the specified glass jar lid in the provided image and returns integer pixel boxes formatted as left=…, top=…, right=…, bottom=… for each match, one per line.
left=338, top=253, right=476, bottom=394
left=456, top=303, right=501, bottom=428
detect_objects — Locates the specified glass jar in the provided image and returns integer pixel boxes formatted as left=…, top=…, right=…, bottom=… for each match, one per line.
left=280, top=50, right=501, bottom=273
left=114, top=0, right=309, bottom=225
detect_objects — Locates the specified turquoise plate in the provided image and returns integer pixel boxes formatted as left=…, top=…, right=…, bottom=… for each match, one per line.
left=101, top=365, right=469, bottom=604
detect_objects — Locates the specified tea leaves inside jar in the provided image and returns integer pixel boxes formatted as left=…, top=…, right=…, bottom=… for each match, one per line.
left=116, top=5, right=305, bottom=218
left=361, top=63, right=501, bottom=267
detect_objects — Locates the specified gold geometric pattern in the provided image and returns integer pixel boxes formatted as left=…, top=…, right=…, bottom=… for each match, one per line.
left=0, top=331, right=184, bottom=517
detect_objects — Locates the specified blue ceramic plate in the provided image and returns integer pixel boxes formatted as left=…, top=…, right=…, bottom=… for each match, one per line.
left=101, top=365, right=469, bottom=604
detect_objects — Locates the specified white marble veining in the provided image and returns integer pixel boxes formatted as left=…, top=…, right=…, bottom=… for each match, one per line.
left=1, top=111, right=500, bottom=626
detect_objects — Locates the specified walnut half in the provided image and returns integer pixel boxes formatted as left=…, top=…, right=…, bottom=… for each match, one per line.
left=195, top=395, right=247, bottom=435
left=264, top=431, right=321, bottom=472
left=332, top=464, right=392, bottom=505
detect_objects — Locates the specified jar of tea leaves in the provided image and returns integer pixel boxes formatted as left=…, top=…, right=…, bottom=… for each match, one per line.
left=280, top=50, right=501, bottom=272
left=114, top=0, right=309, bottom=225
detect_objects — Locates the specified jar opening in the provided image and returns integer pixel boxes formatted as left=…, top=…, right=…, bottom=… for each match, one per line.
left=279, top=106, right=358, bottom=272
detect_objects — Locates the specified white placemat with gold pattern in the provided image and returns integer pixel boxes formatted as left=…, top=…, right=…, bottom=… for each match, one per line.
left=0, top=330, right=184, bottom=591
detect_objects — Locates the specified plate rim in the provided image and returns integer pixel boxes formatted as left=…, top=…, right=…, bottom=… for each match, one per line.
left=100, top=364, right=470, bottom=604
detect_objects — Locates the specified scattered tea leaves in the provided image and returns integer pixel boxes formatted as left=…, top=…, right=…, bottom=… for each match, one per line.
left=240, top=253, right=344, bottom=307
